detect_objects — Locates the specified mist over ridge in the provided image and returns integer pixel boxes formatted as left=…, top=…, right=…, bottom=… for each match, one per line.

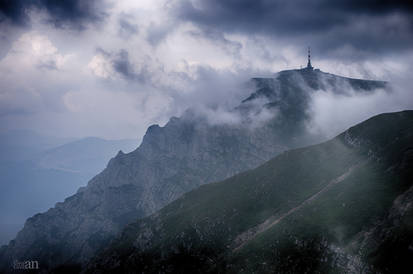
left=0, top=62, right=396, bottom=272
left=1, top=0, right=413, bottom=273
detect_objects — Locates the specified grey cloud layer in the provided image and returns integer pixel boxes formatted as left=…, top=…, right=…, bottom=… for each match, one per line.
left=0, top=0, right=106, bottom=29
left=2, top=0, right=412, bottom=53
left=0, top=0, right=412, bottom=140
left=174, top=0, right=413, bottom=56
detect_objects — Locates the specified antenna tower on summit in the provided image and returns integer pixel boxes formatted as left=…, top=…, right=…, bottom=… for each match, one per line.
left=307, top=47, right=313, bottom=70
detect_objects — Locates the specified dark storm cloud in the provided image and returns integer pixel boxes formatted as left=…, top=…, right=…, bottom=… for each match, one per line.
left=333, top=0, right=413, bottom=14
left=0, top=0, right=29, bottom=25
left=112, top=49, right=139, bottom=81
left=97, top=48, right=150, bottom=84
left=0, top=0, right=106, bottom=29
left=174, top=0, right=413, bottom=55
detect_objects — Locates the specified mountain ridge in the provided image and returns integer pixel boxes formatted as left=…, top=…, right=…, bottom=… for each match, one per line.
left=84, top=110, right=413, bottom=274
left=0, top=69, right=389, bottom=272
left=244, top=68, right=386, bottom=103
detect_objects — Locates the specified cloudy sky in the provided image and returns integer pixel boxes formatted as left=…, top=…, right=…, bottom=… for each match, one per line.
left=0, top=0, right=412, bottom=140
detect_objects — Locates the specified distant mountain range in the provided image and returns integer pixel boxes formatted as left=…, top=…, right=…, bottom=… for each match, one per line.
left=0, top=130, right=74, bottom=164
left=0, top=68, right=391, bottom=273
left=36, top=137, right=139, bottom=177
left=0, top=133, right=138, bottom=245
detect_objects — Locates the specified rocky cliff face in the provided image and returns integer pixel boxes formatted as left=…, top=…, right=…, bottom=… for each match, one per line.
left=84, top=111, right=413, bottom=274
left=0, top=69, right=386, bottom=272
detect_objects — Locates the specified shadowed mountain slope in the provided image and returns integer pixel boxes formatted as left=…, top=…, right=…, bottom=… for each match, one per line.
left=85, top=110, right=413, bottom=274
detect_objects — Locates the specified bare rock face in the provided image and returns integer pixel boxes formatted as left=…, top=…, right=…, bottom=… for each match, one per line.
left=0, top=69, right=386, bottom=272
left=1, top=115, right=286, bottom=271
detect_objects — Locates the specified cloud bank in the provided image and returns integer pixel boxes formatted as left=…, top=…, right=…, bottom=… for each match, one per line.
left=0, top=0, right=412, bottom=140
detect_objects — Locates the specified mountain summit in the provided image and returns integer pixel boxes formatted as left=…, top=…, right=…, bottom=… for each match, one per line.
left=0, top=69, right=388, bottom=272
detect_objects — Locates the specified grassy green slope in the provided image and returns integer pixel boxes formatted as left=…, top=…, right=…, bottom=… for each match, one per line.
left=86, top=110, right=413, bottom=274
left=232, top=111, right=413, bottom=273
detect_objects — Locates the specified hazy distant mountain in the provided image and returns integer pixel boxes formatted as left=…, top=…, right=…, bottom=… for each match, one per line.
left=37, top=137, right=139, bottom=177
left=0, top=130, right=77, bottom=245
left=0, top=130, right=74, bottom=163
left=85, top=110, right=413, bottom=274
left=0, top=69, right=387, bottom=272
left=0, top=136, right=138, bottom=246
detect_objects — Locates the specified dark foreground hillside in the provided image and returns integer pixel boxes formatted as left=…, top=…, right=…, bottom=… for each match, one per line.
left=86, top=110, right=413, bottom=274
